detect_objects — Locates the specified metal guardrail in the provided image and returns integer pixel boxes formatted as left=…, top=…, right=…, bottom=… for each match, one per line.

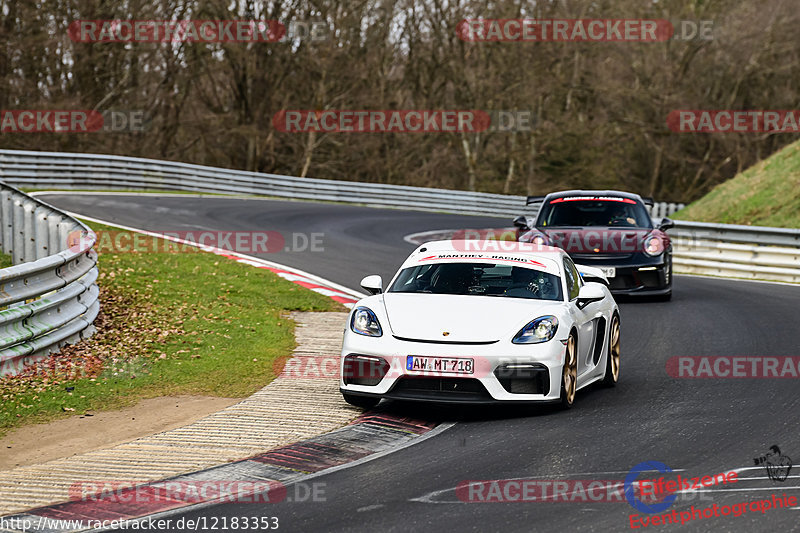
left=670, top=221, right=800, bottom=283
left=1, top=149, right=796, bottom=285
left=0, top=184, right=98, bottom=376
left=0, top=149, right=684, bottom=219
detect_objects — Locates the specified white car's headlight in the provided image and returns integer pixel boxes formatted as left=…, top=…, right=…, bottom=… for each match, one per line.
left=351, top=307, right=383, bottom=337
left=512, top=316, right=558, bottom=344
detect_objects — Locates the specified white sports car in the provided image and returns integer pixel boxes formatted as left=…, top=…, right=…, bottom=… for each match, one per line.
left=339, top=240, right=620, bottom=409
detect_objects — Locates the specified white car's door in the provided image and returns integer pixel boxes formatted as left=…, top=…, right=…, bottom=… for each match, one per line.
left=563, top=257, right=597, bottom=377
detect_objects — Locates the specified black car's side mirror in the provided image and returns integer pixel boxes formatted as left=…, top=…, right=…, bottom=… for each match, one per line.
left=513, top=215, right=530, bottom=231
left=658, top=217, right=675, bottom=231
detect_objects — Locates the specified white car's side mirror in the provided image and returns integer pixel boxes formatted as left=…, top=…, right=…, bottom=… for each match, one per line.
left=576, top=283, right=605, bottom=309
left=575, top=264, right=608, bottom=285
left=360, top=275, right=383, bottom=295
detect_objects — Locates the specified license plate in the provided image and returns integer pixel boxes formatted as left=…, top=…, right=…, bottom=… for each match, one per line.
left=600, top=267, right=616, bottom=278
left=406, top=356, right=474, bottom=374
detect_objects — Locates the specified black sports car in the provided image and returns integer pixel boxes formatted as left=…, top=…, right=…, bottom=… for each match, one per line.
left=514, top=190, right=674, bottom=299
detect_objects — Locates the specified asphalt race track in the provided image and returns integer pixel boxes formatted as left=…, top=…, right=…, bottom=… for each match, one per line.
left=42, top=194, right=800, bottom=532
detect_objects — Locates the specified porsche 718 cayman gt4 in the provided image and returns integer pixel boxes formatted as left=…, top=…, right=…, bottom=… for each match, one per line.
left=339, top=240, right=621, bottom=409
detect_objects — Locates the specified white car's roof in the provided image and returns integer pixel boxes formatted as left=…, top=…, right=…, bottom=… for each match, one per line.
left=400, top=240, right=566, bottom=275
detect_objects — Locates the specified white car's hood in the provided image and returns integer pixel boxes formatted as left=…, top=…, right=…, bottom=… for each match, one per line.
left=382, top=293, right=560, bottom=343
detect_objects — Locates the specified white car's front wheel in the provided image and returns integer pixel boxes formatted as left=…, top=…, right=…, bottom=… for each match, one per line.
left=559, top=333, right=577, bottom=409
left=602, top=314, right=621, bottom=386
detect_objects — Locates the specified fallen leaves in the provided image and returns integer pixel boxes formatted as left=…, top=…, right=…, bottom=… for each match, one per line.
left=0, top=274, right=188, bottom=407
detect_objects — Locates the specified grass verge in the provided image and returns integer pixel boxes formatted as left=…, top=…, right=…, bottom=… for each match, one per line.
left=0, top=221, right=343, bottom=436
left=674, top=140, right=800, bottom=227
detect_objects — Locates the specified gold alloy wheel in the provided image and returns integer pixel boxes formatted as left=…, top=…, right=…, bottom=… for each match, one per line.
left=609, top=316, right=621, bottom=382
left=562, top=334, right=577, bottom=406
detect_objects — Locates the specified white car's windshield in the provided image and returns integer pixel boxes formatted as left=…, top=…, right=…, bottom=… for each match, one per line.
left=388, top=262, right=563, bottom=301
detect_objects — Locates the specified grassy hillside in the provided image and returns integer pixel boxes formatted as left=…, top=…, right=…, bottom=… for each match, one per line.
left=674, top=141, right=800, bottom=228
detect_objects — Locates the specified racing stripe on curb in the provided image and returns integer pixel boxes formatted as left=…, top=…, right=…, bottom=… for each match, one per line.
left=213, top=254, right=360, bottom=307
left=352, top=412, right=438, bottom=434
left=0, top=415, right=440, bottom=533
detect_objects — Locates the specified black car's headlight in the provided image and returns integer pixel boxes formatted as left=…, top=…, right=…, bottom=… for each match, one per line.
left=531, top=234, right=548, bottom=246
left=521, top=230, right=549, bottom=246
left=643, top=235, right=665, bottom=256
left=350, top=307, right=383, bottom=337
left=512, top=316, right=558, bottom=344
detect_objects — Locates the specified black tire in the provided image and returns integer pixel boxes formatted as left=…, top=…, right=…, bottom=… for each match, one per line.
left=342, top=392, right=380, bottom=409
left=602, top=314, right=621, bottom=387
left=660, top=262, right=673, bottom=301
left=559, top=333, right=578, bottom=409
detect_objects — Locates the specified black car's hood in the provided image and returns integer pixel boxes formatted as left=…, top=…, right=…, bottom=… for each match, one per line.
left=539, top=227, right=654, bottom=254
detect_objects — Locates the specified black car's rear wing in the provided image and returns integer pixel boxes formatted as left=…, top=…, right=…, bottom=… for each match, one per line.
left=527, top=194, right=651, bottom=206
left=526, top=195, right=546, bottom=205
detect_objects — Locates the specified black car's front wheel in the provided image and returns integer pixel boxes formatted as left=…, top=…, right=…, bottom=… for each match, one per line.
left=660, top=260, right=673, bottom=300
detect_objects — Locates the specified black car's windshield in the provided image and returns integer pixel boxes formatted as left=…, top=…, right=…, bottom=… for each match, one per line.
left=537, top=197, right=652, bottom=228
left=388, top=262, right=563, bottom=301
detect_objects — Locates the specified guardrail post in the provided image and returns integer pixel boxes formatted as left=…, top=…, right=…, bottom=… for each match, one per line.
left=59, top=218, right=73, bottom=252
left=12, top=195, right=25, bottom=265
left=0, top=190, right=12, bottom=257
left=33, top=206, right=51, bottom=259
left=22, top=199, right=38, bottom=264
left=48, top=212, right=64, bottom=258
